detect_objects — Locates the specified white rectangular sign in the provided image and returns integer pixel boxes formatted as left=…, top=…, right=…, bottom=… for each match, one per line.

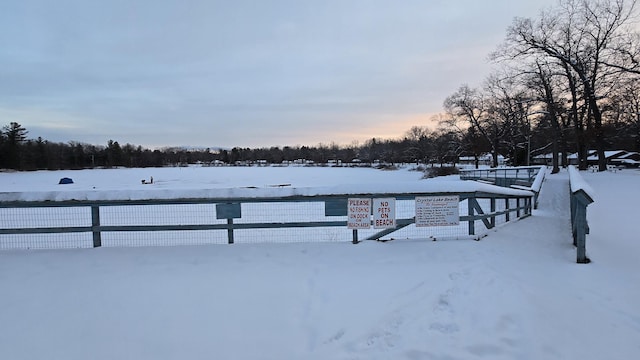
left=348, top=198, right=371, bottom=229
left=415, top=195, right=460, bottom=227
left=373, top=198, right=396, bottom=229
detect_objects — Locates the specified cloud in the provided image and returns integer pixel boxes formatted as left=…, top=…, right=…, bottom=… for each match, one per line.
left=0, top=0, right=559, bottom=148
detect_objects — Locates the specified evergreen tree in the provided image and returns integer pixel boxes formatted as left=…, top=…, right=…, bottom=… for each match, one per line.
left=2, top=122, right=28, bottom=169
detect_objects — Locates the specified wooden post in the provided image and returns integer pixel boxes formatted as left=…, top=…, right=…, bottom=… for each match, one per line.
left=468, top=197, right=475, bottom=235
left=227, top=219, right=234, bottom=244
left=91, top=205, right=101, bottom=248
left=575, top=207, right=588, bottom=263
left=505, top=198, right=510, bottom=222
left=573, top=191, right=593, bottom=264
left=490, top=198, right=496, bottom=228
left=352, top=229, right=358, bottom=244
left=216, top=203, right=241, bottom=245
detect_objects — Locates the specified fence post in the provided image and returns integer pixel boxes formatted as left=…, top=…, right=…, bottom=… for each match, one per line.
left=570, top=192, right=577, bottom=246
left=216, top=203, right=241, bottom=245
left=505, top=199, right=510, bottom=222
left=91, top=205, right=101, bottom=248
left=490, top=198, right=496, bottom=228
left=468, top=197, right=475, bottom=235
left=227, top=219, right=235, bottom=244
left=572, top=190, right=593, bottom=264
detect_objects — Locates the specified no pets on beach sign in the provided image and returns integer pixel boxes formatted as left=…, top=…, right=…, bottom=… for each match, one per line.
left=373, top=198, right=395, bottom=229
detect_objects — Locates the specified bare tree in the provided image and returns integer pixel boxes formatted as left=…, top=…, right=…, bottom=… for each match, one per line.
left=496, top=0, right=639, bottom=171
left=444, top=85, right=511, bottom=167
left=604, top=76, right=640, bottom=150
left=526, top=59, right=575, bottom=172
left=484, top=72, right=536, bottom=166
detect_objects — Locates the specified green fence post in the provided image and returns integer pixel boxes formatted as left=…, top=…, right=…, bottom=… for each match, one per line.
left=504, top=198, right=509, bottom=222
left=227, top=219, right=235, bottom=244
left=91, top=205, right=101, bottom=248
left=216, top=203, right=241, bottom=245
left=490, top=198, right=496, bottom=228
left=573, top=190, right=593, bottom=264
left=468, top=197, right=475, bottom=236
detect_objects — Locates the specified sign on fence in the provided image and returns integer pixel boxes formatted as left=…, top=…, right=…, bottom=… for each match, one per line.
left=415, top=196, right=460, bottom=227
left=348, top=198, right=371, bottom=229
left=373, top=198, right=396, bottom=229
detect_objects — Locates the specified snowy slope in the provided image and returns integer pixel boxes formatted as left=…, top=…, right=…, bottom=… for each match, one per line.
left=0, top=167, right=639, bottom=360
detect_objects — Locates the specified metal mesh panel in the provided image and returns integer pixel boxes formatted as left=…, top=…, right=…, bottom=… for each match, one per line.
left=0, top=233, right=92, bottom=250
left=0, top=193, right=531, bottom=249
left=101, top=230, right=228, bottom=247
left=100, top=204, right=222, bottom=226
left=0, top=207, right=90, bottom=228
left=233, top=227, right=348, bottom=244
left=237, top=202, right=324, bottom=223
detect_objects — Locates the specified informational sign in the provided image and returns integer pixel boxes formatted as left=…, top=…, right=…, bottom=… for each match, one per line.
left=415, top=195, right=460, bottom=227
left=347, top=198, right=371, bottom=229
left=373, top=198, right=396, bottom=229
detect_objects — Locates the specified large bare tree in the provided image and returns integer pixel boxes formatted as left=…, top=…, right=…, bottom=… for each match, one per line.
left=496, top=0, right=639, bottom=171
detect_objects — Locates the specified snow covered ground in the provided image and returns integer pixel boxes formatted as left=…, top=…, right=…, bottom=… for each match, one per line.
left=1, top=166, right=639, bottom=360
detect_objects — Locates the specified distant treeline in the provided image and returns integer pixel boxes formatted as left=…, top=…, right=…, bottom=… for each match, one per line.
left=0, top=106, right=637, bottom=171
left=0, top=122, right=467, bottom=170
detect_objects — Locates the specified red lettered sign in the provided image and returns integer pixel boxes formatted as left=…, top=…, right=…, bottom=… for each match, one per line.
left=373, top=198, right=396, bottom=229
left=347, top=198, right=371, bottom=229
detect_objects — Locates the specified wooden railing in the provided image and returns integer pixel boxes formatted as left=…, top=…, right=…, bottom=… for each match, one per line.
left=0, top=185, right=534, bottom=250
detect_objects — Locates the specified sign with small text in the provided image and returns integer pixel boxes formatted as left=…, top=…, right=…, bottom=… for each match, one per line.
left=347, top=198, right=371, bottom=229
left=415, top=195, right=460, bottom=227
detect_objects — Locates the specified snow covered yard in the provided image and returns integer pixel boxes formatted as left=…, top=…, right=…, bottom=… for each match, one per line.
left=1, top=166, right=639, bottom=360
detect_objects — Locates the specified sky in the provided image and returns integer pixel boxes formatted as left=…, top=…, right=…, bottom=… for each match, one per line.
left=0, top=0, right=558, bottom=149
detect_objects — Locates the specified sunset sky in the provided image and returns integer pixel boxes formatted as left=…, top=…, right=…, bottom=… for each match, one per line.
left=1, top=0, right=557, bottom=149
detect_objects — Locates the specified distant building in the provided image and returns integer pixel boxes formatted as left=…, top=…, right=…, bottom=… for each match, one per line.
left=565, top=150, right=639, bottom=167
left=531, top=153, right=562, bottom=166
left=458, top=154, right=505, bottom=166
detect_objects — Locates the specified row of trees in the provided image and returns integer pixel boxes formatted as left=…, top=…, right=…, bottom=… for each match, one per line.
left=2, top=0, right=640, bottom=172
left=0, top=121, right=465, bottom=170
left=443, top=0, right=640, bottom=172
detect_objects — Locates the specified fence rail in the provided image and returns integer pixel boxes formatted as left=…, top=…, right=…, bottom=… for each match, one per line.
left=460, top=165, right=546, bottom=208
left=0, top=187, right=534, bottom=250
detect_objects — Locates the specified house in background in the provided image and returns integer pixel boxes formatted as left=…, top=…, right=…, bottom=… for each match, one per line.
left=531, top=153, right=562, bottom=166
left=566, top=150, right=639, bottom=167
left=458, top=154, right=505, bottom=167
left=609, top=151, right=640, bottom=168
left=532, top=150, right=640, bottom=168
